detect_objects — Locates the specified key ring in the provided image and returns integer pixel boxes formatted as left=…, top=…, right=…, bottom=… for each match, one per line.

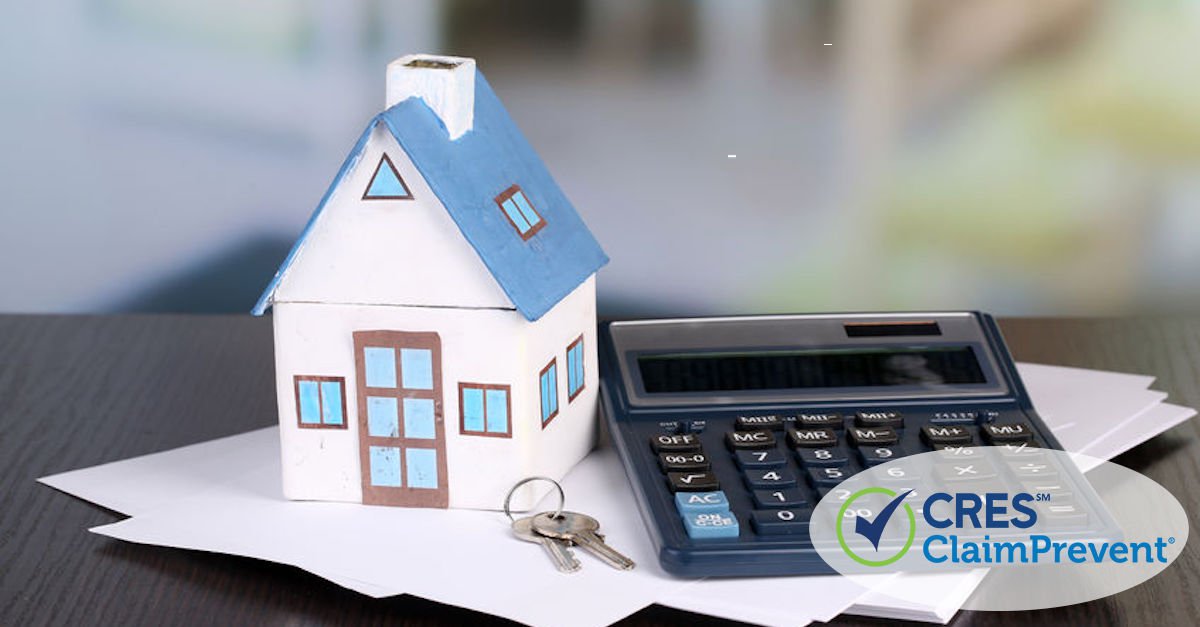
left=503, top=476, right=565, bottom=522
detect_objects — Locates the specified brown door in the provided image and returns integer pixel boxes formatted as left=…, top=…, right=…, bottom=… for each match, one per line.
left=353, top=330, right=448, bottom=508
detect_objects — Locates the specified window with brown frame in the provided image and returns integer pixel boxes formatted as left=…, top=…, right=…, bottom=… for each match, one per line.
left=494, top=184, right=546, bottom=240
left=458, top=383, right=512, bottom=437
left=539, top=358, right=559, bottom=427
left=566, top=335, right=585, bottom=402
left=294, top=375, right=348, bottom=429
left=362, top=154, right=413, bottom=200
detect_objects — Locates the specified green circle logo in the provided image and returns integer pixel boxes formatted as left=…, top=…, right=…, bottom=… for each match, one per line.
left=836, top=487, right=917, bottom=567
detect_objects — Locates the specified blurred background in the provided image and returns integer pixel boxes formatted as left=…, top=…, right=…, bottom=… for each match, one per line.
left=2, top=0, right=1198, bottom=317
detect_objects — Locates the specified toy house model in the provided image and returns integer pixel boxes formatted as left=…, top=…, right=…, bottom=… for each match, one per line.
left=252, top=54, right=608, bottom=510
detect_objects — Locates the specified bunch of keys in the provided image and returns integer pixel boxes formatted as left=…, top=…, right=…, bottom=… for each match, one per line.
left=504, top=477, right=636, bottom=574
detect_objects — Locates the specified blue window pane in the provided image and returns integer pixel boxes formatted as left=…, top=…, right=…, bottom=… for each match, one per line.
left=367, top=396, right=399, bottom=437
left=512, top=191, right=541, bottom=228
left=364, top=155, right=410, bottom=198
left=501, top=198, right=531, bottom=233
left=574, top=346, right=584, bottom=393
left=541, top=365, right=558, bottom=422
left=485, top=389, right=508, bottom=433
left=403, top=398, right=436, bottom=439
left=567, top=343, right=583, bottom=397
left=320, top=381, right=343, bottom=425
left=462, top=388, right=484, bottom=432
left=298, top=380, right=320, bottom=424
left=364, top=347, right=397, bottom=388
left=401, top=348, right=433, bottom=390
left=406, top=448, right=438, bottom=489
left=369, top=446, right=401, bottom=487
left=540, top=373, right=549, bottom=421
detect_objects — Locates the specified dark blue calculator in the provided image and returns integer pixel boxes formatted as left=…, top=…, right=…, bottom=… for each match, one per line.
left=598, top=312, right=1078, bottom=577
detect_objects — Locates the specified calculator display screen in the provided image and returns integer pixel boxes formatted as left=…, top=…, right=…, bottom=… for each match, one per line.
left=637, top=346, right=985, bottom=394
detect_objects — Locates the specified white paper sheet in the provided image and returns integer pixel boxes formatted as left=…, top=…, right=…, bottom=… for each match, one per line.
left=38, top=363, right=1193, bottom=627
left=1015, top=362, right=1160, bottom=439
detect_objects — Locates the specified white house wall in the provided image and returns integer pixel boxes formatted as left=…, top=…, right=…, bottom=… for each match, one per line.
left=274, top=301, right=548, bottom=510
left=272, top=124, right=515, bottom=311
left=520, top=275, right=600, bottom=501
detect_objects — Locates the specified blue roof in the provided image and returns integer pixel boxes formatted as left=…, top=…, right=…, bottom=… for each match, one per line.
left=253, top=69, right=608, bottom=321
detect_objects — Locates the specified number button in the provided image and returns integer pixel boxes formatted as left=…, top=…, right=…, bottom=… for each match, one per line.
left=744, top=468, right=798, bottom=489
left=658, top=451, right=710, bottom=472
left=795, top=447, right=848, bottom=468
left=807, top=466, right=849, bottom=487
left=726, top=430, right=776, bottom=450
left=752, top=488, right=807, bottom=509
left=859, top=444, right=905, bottom=466
left=734, top=449, right=786, bottom=469
left=751, top=508, right=812, bottom=535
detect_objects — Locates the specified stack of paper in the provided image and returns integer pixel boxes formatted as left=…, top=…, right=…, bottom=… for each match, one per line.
left=40, top=363, right=1194, bottom=626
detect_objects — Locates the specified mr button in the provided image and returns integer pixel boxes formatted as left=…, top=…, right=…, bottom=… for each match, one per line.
left=786, top=427, right=838, bottom=448
left=726, top=430, right=776, bottom=450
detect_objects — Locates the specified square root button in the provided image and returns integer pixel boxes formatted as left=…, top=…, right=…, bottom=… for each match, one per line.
left=675, top=491, right=730, bottom=514
left=683, top=511, right=740, bottom=539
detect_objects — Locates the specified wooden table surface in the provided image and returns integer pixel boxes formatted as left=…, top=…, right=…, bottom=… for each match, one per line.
left=1, top=315, right=1197, bottom=626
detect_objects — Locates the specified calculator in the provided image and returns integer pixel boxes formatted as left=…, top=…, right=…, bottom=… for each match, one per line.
left=598, top=312, right=1082, bottom=577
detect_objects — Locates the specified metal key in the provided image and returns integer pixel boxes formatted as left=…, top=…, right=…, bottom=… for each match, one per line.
left=532, top=511, right=636, bottom=570
left=512, top=515, right=581, bottom=573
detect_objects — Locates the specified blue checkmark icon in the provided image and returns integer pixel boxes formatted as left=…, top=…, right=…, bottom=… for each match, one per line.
left=853, top=489, right=913, bottom=551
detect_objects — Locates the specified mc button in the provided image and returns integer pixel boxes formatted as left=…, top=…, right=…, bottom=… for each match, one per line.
left=726, top=430, right=776, bottom=450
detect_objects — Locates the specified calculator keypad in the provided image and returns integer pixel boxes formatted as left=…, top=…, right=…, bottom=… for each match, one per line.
left=650, top=412, right=1068, bottom=543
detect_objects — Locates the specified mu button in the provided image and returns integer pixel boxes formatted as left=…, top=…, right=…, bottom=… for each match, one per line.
left=983, top=422, right=1033, bottom=443
left=726, top=430, right=776, bottom=450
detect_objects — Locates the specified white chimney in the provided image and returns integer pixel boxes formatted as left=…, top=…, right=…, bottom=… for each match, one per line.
left=386, top=54, right=476, bottom=140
